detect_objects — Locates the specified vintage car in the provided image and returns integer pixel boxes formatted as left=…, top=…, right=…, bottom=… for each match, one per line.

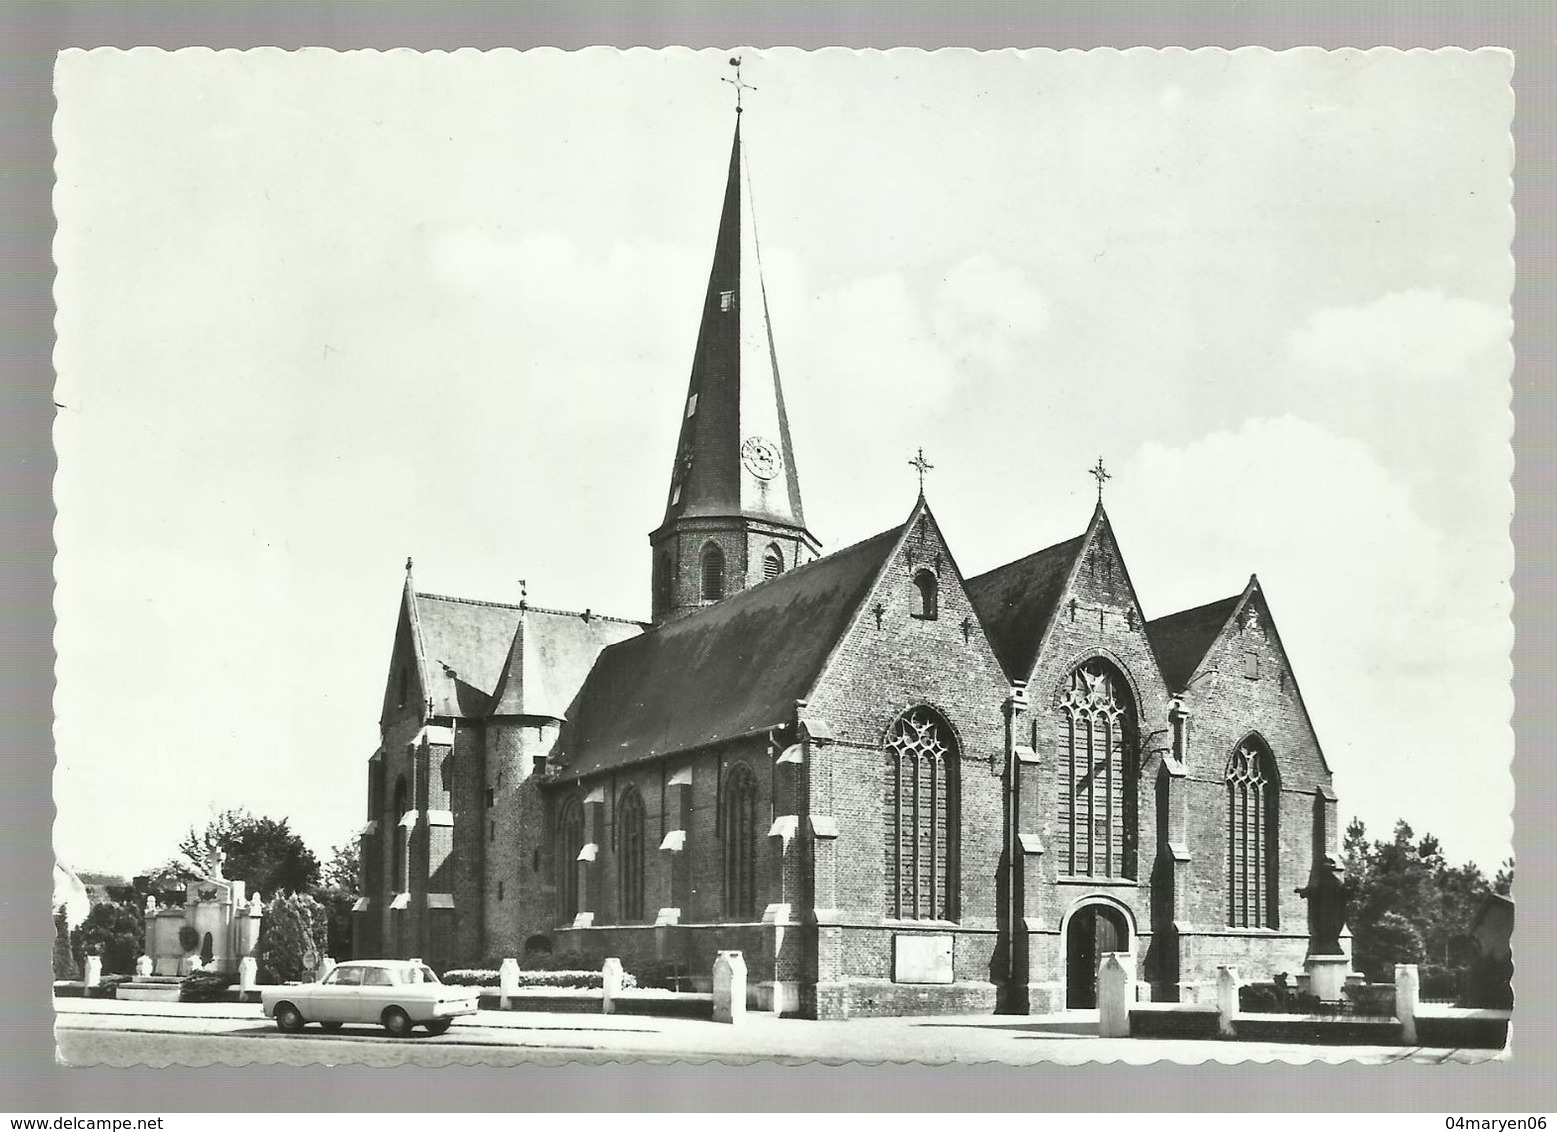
left=261, top=959, right=480, bottom=1036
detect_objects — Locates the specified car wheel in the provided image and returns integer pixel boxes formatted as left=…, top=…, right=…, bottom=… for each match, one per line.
left=424, top=1019, right=452, bottom=1036
left=274, top=1004, right=305, bottom=1033
left=319, top=1022, right=343, bottom=1032
left=382, top=1007, right=413, bottom=1037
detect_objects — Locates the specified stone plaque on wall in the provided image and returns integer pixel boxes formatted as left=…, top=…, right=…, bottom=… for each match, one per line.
left=893, top=934, right=953, bottom=984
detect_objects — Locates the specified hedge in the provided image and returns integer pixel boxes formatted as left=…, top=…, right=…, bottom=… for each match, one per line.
left=442, top=967, right=638, bottom=990
left=180, top=970, right=239, bottom=1002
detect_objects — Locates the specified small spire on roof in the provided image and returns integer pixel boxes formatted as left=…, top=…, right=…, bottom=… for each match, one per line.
left=405, top=556, right=414, bottom=574
left=1088, top=456, right=1111, bottom=503
left=722, top=55, right=757, bottom=114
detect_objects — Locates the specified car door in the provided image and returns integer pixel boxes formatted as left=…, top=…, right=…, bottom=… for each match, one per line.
left=358, top=964, right=398, bottom=1025
left=312, top=965, right=363, bottom=1023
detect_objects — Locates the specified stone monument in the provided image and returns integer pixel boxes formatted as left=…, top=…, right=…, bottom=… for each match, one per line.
left=145, top=840, right=264, bottom=976
left=1296, top=853, right=1354, bottom=1001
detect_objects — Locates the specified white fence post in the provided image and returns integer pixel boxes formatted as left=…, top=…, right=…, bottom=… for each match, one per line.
left=1216, top=965, right=1241, bottom=1038
left=601, top=957, right=623, bottom=1015
left=1395, top=963, right=1420, bottom=1044
left=499, top=957, right=519, bottom=1010
left=238, top=956, right=258, bottom=1001
left=84, top=955, right=102, bottom=989
left=1097, top=953, right=1134, bottom=1038
left=713, top=951, right=747, bottom=1025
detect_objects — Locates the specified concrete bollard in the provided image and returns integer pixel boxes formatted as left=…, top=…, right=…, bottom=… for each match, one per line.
left=134, top=954, right=153, bottom=978
left=84, top=955, right=102, bottom=989
left=1216, top=965, right=1241, bottom=1038
left=1395, top=963, right=1420, bottom=1045
left=713, top=950, right=747, bottom=1025
left=239, top=957, right=258, bottom=1001
left=1097, top=953, right=1134, bottom=1038
left=601, top=957, right=623, bottom=1015
left=499, top=957, right=519, bottom=1010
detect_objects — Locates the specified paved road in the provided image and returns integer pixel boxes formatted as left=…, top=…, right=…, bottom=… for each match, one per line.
left=54, top=1001, right=1505, bottom=1068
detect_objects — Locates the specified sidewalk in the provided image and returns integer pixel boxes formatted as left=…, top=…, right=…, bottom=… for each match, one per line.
left=54, top=998, right=1504, bottom=1065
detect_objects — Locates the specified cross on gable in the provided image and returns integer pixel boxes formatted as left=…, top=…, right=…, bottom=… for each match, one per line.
left=1088, top=456, right=1111, bottom=502
left=909, top=448, right=934, bottom=495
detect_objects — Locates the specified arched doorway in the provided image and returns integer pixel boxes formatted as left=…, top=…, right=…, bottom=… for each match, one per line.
left=1065, top=901, right=1130, bottom=1009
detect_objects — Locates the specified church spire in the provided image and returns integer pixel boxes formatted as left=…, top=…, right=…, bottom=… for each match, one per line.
left=649, top=101, right=820, bottom=623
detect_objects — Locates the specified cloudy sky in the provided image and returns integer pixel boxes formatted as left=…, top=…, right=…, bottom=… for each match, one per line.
left=53, top=47, right=1513, bottom=878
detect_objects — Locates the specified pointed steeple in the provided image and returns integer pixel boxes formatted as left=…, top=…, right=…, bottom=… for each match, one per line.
left=649, top=116, right=820, bottom=623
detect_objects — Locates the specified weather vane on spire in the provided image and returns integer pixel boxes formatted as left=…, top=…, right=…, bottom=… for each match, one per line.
left=1088, top=456, right=1111, bottom=502
left=723, top=55, right=757, bottom=114
left=909, top=448, right=935, bottom=496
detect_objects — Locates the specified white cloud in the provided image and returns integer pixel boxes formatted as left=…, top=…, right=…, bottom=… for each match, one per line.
left=1112, top=416, right=1511, bottom=866
left=1289, top=289, right=1510, bottom=383
left=931, top=254, right=1050, bottom=370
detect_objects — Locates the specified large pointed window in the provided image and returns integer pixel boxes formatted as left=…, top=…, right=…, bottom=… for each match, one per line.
left=884, top=707, right=957, bottom=920
left=617, top=788, right=645, bottom=923
left=1058, top=661, right=1138, bottom=879
left=392, top=776, right=409, bottom=892
left=700, top=542, right=725, bottom=602
left=1227, top=738, right=1278, bottom=928
left=556, top=798, right=584, bottom=923
left=722, top=763, right=758, bottom=919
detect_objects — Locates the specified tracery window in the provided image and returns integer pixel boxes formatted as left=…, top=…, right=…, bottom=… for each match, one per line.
left=884, top=707, right=957, bottom=920
left=722, top=763, right=759, bottom=919
left=556, top=797, right=585, bottom=923
left=701, top=542, right=725, bottom=602
left=1058, top=661, right=1138, bottom=878
left=617, top=788, right=645, bottom=923
left=1227, top=738, right=1278, bottom=928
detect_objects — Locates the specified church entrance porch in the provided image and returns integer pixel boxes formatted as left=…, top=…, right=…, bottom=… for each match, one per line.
left=1065, top=902, right=1130, bottom=1009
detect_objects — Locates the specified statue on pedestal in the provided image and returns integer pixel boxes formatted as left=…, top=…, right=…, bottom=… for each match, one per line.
left=1296, top=853, right=1351, bottom=957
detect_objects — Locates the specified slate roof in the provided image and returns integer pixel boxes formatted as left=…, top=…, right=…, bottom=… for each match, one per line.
left=558, top=523, right=905, bottom=778
left=413, top=594, right=641, bottom=719
left=1145, top=593, right=1242, bottom=691
left=965, top=534, right=1086, bottom=682
left=489, top=606, right=644, bottom=719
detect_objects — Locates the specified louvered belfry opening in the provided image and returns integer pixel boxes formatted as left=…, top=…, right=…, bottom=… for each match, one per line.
left=700, top=542, right=726, bottom=602
left=1058, top=661, right=1138, bottom=879
left=1227, top=738, right=1278, bottom=928
left=883, top=707, right=957, bottom=921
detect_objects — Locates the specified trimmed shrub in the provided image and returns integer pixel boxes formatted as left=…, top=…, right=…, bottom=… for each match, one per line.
left=70, top=900, right=144, bottom=976
left=255, top=892, right=329, bottom=983
left=445, top=967, right=637, bottom=990
left=631, top=959, right=694, bottom=992
left=53, top=907, right=79, bottom=981
left=91, top=973, right=132, bottom=999
left=180, top=970, right=238, bottom=1002
left=1239, top=984, right=1281, bottom=1013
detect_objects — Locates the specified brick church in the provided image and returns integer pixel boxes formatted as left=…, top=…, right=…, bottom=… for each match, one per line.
left=354, top=112, right=1339, bottom=1018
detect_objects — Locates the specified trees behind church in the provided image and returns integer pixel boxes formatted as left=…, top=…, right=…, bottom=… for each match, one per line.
left=1343, top=817, right=1513, bottom=1000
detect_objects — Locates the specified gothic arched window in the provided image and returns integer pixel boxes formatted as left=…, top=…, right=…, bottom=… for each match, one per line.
left=1058, top=661, right=1138, bottom=879
left=762, top=544, right=784, bottom=582
left=700, top=542, right=725, bottom=602
left=392, top=776, right=409, bottom=892
left=884, top=707, right=957, bottom=920
left=1227, top=738, right=1278, bottom=928
left=556, top=798, right=585, bottom=923
left=722, top=763, right=758, bottom=919
left=617, top=788, right=645, bottom=923
left=912, top=570, right=939, bottom=620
